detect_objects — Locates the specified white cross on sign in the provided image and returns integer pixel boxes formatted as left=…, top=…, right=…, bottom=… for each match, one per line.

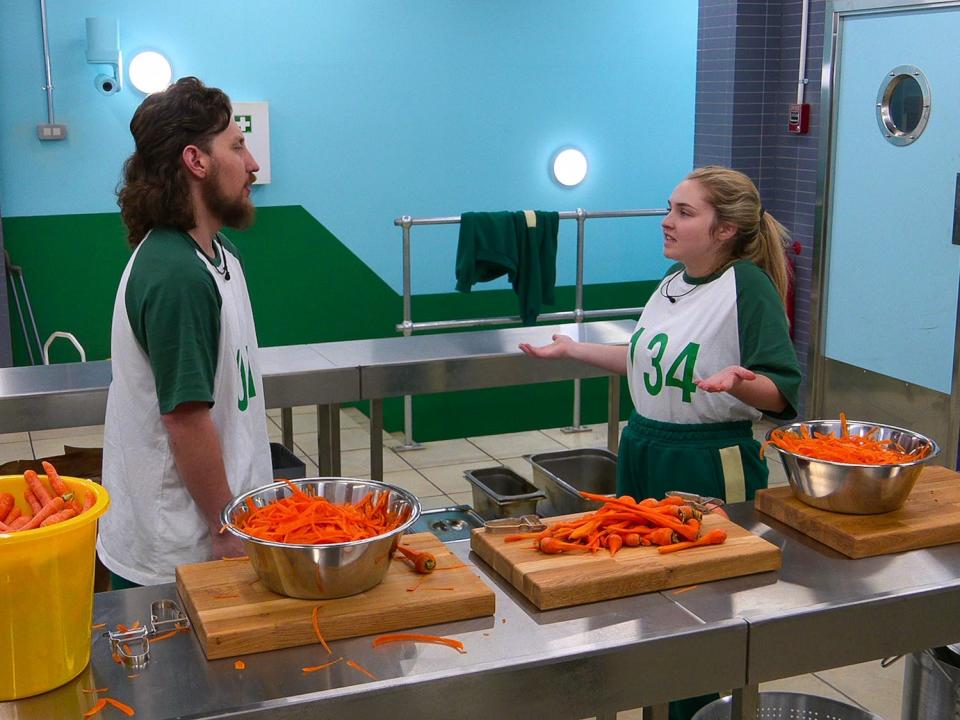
left=235, top=114, right=252, bottom=132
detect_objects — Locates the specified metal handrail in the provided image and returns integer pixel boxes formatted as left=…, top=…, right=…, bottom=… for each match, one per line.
left=393, top=206, right=667, bottom=447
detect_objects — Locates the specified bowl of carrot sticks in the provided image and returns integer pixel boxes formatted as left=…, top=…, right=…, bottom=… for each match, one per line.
left=221, top=478, right=421, bottom=599
left=764, top=416, right=938, bottom=514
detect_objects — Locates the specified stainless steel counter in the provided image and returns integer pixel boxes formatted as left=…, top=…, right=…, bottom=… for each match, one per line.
left=313, top=320, right=632, bottom=480
left=664, top=503, right=960, bottom=710
left=0, top=541, right=746, bottom=720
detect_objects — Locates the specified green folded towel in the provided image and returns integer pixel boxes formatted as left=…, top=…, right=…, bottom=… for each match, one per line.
left=456, top=210, right=559, bottom=325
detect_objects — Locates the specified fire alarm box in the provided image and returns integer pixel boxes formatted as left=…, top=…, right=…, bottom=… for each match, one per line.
left=788, top=103, right=810, bottom=134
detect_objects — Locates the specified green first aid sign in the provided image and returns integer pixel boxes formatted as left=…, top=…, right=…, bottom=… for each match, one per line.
left=234, top=115, right=253, bottom=133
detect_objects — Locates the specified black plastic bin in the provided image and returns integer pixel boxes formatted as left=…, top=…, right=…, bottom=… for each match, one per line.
left=270, top=442, right=306, bottom=480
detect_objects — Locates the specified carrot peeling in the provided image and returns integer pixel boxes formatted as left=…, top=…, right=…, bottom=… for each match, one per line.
left=105, top=697, right=136, bottom=716
left=82, top=687, right=109, bottom=693
left=312, top=606, right=332, bottom=654
left=83, top=698, right=107, bottom=717
left=302, top=657, right=343, bottom=672
left=372, top=633, right=466, bottom=653
left=234, top=660, right=246, bottom=670
left=395, top=543, right=436, bottom=573
left=346, top=659, right=377, bottom=680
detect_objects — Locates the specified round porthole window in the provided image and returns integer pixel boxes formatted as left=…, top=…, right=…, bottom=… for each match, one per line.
left=876, top=65, right=931, bottom=146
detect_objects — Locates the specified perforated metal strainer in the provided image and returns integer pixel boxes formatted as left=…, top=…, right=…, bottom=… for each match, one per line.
left=691, top=692, right=884, bottom=720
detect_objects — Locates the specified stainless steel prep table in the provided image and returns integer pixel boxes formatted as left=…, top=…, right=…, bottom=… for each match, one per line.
left=0, top=346, right=361, bottom=475
left=0, top=541, right=747, bottom=720
left=312, top=320, right=633, bottom=481
left=664, top=502, right=960, bottom=714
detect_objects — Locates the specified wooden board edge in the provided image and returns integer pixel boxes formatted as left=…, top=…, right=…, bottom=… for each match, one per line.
left=201, top=589, right=497, bottom=660
left=175, top=570, right=212, bottom=659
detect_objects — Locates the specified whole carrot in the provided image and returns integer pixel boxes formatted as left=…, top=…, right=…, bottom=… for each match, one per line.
left=23, top=488, right=42, bottom=515
left=395, top=544, right=436, bottom=573
left=0, top=492, right=13, bottom=521
left=42, top=461, right=83, bottom=514
left=24, top=469, right=53, bottom=506
left=9, top=515, right=31, bottom=530
left=4, top=506, right=21, bottom=524
left=18, top=496, right=65, bottom=531
left=40, top=507, right=77, bottom=527
left=658, top=529, right=728, bottom=554
left=82, top=489, right=96, bottom=511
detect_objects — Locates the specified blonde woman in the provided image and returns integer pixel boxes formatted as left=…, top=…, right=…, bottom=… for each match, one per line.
left=521, top=165, right=800, bottom=509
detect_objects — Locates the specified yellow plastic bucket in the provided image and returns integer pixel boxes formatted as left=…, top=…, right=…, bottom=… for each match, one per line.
left=0, top=474, right=110, bottom=700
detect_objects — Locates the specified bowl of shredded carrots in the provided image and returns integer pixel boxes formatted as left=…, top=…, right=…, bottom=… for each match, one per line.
left=764, top=416, right=939, bottom=514
left=221, top=478, right=421, bottom=599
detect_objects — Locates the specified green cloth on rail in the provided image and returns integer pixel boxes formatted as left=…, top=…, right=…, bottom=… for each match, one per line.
left=455, top=210, right=559, bottom=325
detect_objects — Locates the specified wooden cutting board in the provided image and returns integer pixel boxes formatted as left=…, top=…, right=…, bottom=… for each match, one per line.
left=470, top=512, right=780, bottom=610
left=755, top=466, right=960, bottom=559
left=176, top=532, right=495, bottom=659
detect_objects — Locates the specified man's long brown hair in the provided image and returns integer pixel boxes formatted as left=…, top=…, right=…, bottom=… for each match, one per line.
left=117, top=77, right=233, bottom=247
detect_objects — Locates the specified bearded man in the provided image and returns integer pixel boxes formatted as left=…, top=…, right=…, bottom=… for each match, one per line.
left=97, top=77, right=271, bottom=587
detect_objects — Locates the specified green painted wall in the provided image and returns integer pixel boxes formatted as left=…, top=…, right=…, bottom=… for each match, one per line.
left=2, top=206, right=653, bottom=440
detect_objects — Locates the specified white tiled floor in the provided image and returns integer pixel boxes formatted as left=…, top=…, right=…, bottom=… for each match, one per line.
left=11, top=410, right=902, bottom=719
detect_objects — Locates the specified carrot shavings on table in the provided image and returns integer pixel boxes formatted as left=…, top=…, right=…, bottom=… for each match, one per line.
left=512, top=493, right=723, bottom=556
left=83, top=698, right=107, bottom=717
left=764, top=412, right=931, bottom=465
left=312, top=606, right=332, bottom=654
left=82, top=687, right=109, bottom=693
left=372, top=633, right=466, bottom=654
left=232, top=481, right=407, bottom=544
left=105, top=697, right=136, bottom=716
left=302, top=657, right=343, bottom=673
left=234, top=660, right=246, bottom=670
left=346, top=659, right=377, bottom=680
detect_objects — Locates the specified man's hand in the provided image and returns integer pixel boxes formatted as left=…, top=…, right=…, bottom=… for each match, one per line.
left=211, top=530, right=245, bottom=559
left=695, top=365, right=757, bottom=393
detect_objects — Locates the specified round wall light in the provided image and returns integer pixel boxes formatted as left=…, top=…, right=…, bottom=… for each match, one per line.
left=129, top=51, right=172, bottom=94
left=552, top=147, right=588, bottom=187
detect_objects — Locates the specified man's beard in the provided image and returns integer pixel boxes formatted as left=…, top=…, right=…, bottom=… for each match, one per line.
left=203, top=163, right=256, bottom=230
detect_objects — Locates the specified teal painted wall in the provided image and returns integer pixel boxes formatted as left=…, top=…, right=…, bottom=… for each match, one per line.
left=0, top=2, right=696, bottom=292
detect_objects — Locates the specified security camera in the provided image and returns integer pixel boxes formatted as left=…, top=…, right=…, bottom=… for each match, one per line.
left=95, top=73, right=120, bottom=96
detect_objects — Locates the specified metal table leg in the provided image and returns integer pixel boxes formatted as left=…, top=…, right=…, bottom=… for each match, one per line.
left=731, top=683, right=759, bottom=720
left=369, top=398, right=384, bottom=481
left=314, top=404, right=342, bottom=476
left=607, top=374, right=621, bottom=454
left=281, top=407, right=294, bottom=451
left=642, top=704, right=669, bottom=720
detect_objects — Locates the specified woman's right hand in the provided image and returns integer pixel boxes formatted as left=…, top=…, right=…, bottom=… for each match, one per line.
left=518, top=334, right=575, bottom=359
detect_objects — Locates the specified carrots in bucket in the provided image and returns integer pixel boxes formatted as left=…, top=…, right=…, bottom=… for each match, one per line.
left=0, top=462, right=95, bottom=534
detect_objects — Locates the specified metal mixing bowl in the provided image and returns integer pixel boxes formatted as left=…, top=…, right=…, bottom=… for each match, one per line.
left=221, top=478, right=421, bottom=599
left=765, top=420, right=939, bottom=514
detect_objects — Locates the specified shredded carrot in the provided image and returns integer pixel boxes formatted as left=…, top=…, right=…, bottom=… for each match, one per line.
left=91, top=623, right=106, bottom=630
left=372, top=633, right=466, bottom=653
left=312, top=606, right=332, bottom=654
left=105, top=697, right=136, bottom=716
left=765, top=416, right=931, bottom=465
left=234, top=660, right=246, bottom=670
left=406, top=575, right=428, bottom=592
left=221, top=555, right=250, bottom=561
left=302, top=657, right=343, bottom=672
left=83, top=698, right=107, bottom=717
left=126, top=674, right=140, bottom=680
left=150, top=630, right=178, bottom=642
left=233, top=486, right=410, bottom=545
left=82, top=687, right=109, bottom=693
left=346, top=659, right=377, bottom=680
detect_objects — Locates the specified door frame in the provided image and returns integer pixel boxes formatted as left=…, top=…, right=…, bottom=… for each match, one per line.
left=810, top=0, right=960, bottom=468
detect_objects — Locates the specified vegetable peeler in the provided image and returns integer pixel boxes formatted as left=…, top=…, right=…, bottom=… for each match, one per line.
left=665, top=490, right=726, bottom=515
left=483, top=514, right=547, bottom=534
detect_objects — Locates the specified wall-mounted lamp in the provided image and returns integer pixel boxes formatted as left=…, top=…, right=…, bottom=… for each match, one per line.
left=129, top=51, right=172, bottom=95
left=85, top=17, right=122, bottom=96
left=552, top=147, right=588, bottom=187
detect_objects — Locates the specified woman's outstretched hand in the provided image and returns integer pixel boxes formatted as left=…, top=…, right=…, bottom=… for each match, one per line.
left=694, top=365, right=756, bottom=393
left=518, top=334, right=574, bottom=359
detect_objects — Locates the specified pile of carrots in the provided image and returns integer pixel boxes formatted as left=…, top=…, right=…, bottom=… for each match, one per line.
left=231, top=480, right=409, bottom=544
left=0, top=461, right=96, bottom=533
left=765, top=412, right=931, bottom=465
left=506, top=492, right=727, bottom=556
